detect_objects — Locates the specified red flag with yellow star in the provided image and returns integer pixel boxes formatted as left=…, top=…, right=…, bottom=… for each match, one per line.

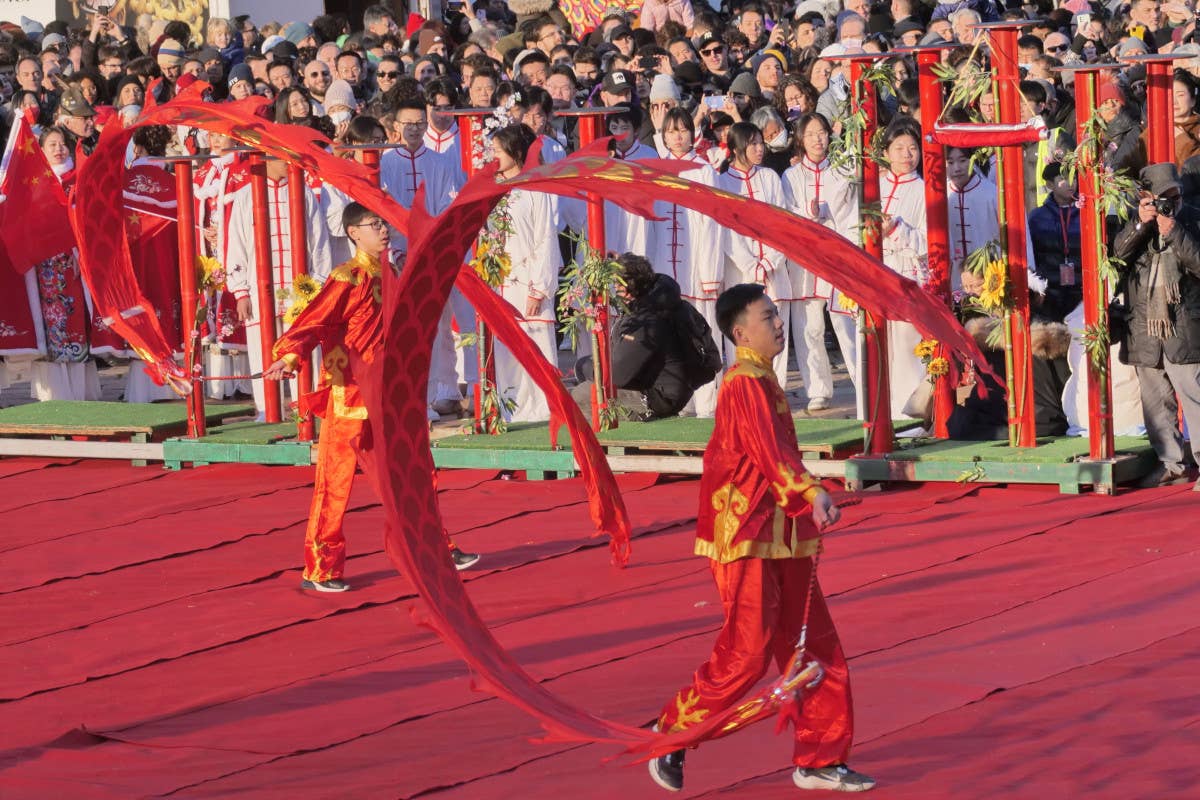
left=0, top=113, right=71, bottom=275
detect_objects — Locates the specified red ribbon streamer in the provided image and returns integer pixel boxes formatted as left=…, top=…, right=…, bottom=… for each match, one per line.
left=72, top=91, right=998, bottom=761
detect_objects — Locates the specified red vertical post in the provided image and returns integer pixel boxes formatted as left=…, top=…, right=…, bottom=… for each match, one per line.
left=848, top=56, right=894, bottom=455
left=286, top=163, right=314, bottom=441
left=1144, top=60, right=1176, bottom=163
left=249, top=153, right=282, bottom=424
left=453, top=110, right=500, bottom=433
left=172, top=158, right=206, bottom=438
left=1066, top=66, right=1117, bottom=460
left=569, top=109, right=615, bottom=431
left=979, top=22, right=1037, bottom=447
left=914, top=46, right=955, bottom=438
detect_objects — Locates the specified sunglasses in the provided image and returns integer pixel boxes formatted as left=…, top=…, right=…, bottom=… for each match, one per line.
left=307, top=71, right=329, bottom=78
left=1048, top=44, right=1069, bottom=52
left=701, top=46, right=725, bottom=56
left=377, top=70, right=401, bottom=79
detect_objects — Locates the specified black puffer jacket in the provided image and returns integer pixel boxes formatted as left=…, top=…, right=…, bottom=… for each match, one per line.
left=1112, top=203, right=1200, bottom=368
left=610, top=274, right=694, bottom=418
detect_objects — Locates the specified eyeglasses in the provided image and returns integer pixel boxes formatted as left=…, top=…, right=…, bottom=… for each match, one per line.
left=377, top=70, right=401, bottom=79
left=701, top=46, right=725, bottom=56
left=350, top=220, right=387, bottom=230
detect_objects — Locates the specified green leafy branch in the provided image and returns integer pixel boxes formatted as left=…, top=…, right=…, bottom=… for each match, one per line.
left=1082, top=322, right=1110, bottom=375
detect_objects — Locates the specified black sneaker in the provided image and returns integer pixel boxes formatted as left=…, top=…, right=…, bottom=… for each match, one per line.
left=300, top=578, right=350, bottom=592
left=648, top=748, right=685, bottom=792
left=450, top=547, right=480, bottom=570
left=793, top=764, right=876, bottom=792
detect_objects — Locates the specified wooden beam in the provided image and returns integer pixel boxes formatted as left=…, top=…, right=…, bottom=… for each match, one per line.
left=0, top=438, right=164, bottom=460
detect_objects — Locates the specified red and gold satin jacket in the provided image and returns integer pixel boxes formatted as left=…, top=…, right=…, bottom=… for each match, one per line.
left=273, top=250, right=383, bottom=420
left=695, top=346, right=826, bottom=563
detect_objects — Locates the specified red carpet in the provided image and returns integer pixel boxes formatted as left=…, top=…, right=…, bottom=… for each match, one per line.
left=0, top=459, right=1196, bottom=799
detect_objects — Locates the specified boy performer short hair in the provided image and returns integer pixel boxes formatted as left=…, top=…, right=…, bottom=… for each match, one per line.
left=649, top=284, right=874, bottom=794
left=264, top=203, right=479, bottom=593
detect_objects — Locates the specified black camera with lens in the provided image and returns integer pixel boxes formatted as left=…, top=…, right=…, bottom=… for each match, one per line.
left=1154, top=196, right=1178, bottom=217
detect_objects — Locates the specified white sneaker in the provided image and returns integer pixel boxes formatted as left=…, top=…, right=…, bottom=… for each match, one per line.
left=793, top=764, right=876, bottom=792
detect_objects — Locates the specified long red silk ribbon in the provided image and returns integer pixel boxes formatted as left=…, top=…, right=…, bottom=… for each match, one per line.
left=72, top=92, right=997, bottom=760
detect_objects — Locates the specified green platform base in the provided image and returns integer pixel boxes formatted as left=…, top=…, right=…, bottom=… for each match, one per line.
left=162, top=420, right=313, bottom=469
left=429, top=417, right=919, bottom=478
left=0, top=400, right=254, bottom=441
left=844, top=436, right=1158, bottom=494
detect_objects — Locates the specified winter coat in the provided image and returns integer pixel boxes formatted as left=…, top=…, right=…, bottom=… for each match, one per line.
left=948, top=316, right=1071, bottom=440
left=1134, top=113, right=1200, bottom=172
left=1112, top=203, right=1200, bottom=367
left=1027, top=196, right=1084, bottom=323
left=609, top=274, right=695, bottom=418
left=1105, top=107, right=1143, bottom=174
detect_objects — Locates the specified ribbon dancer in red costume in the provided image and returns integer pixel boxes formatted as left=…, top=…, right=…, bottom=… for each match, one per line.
left=650, top=283, right=874, bottom=793
left=264, top=203, right=479, bottom=593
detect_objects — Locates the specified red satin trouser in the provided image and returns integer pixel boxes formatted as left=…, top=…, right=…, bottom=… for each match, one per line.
left=302, top=407, right=456, bottom=582
left=303, top=411, right=369, bottom=582
left=658, top=556, right=853, bottom=767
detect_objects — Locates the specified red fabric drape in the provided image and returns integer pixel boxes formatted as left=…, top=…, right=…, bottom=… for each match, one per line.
left=0, top=114, right=72, bottom=275
left=73, top=93, right=997, bottom=761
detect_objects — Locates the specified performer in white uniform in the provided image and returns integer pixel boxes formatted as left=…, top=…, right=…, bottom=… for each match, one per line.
left=782, top=112, right=861, bottom=412
left=225, top=157, right=332, bottom=416
left=877, top=120, right=928, bottom=420
left=194, top=133, right=253, bottom=399
left=380, top=100, right=468, bottom=414
left=488, top=124, right=562, bottom=422
left=945, top=146, right=1000, bottom=290
left=602, top=108, right=658, bottom=256
left=651, top=108, right=725, bottom=417
left=717, top=122, right=793, bottom=388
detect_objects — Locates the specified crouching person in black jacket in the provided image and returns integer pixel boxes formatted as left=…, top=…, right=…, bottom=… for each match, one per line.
left=573, top=253, right=722, bottom=421
left=1113, top=163, right=1200, bottom=489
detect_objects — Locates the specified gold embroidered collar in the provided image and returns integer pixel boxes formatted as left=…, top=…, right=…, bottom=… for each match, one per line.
left=735, top=346, right=772, bottom=370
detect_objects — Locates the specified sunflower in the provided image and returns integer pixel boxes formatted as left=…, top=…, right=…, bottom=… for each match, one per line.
left=283, top=303, right=305, bottom=325
left=927, top=356, right=949, bottom=378
left=913, top=339, right=939, bottom=359
left=196, top=254, right=224, bottom=290
left=978, top=259, right=1008, bottom=311
left=293, top=274, right=320, bottom=300
left=836, top=293, right=859, bottom=313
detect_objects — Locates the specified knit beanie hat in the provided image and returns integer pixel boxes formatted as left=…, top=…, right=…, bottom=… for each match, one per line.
left=323, top=79, right=356, bottom=111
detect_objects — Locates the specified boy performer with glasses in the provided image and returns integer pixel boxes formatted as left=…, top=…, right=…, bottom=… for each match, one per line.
left=265, top=203, right=479, bottom=592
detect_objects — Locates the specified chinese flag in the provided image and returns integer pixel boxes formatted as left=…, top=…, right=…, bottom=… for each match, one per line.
left=0, top=112, right=71, bottom=274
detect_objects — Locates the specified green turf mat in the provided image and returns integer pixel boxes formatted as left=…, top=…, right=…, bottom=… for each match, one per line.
left=431, top=417, right=917, bottom=452
left=194, top=421, right=299, bottom=445
left=0, top=401, right=254, bottom=431
left=885, top=435, right=1154, bottom=463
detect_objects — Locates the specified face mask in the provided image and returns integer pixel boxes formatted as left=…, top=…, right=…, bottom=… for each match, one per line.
left=330, top=110, right=351, bottom=125
left=767, top=130, right=787, bottom=149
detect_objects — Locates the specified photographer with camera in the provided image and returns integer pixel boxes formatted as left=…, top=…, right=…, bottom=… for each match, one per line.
left=1112, top=163, right=1200, bottom=489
